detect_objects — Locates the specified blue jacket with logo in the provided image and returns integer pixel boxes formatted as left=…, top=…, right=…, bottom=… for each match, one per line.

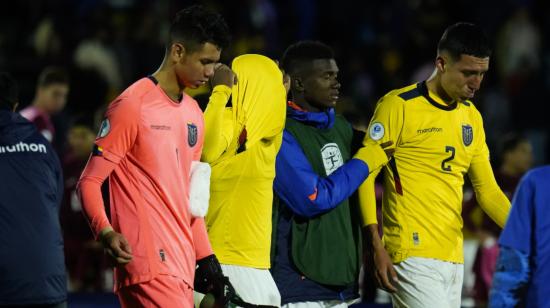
left=271, top=105, right=370, bottom=304
left=0, top=109, right=66, bottom=305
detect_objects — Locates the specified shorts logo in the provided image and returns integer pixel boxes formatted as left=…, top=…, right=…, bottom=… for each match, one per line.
left=369, top=122, right=385, bottom=141
left=187, top=123, right=198, bottom=147
left=321, top=143, right=343, bottom=176
left=462, top=124, right=473, bottom=146
left=98, top=119, right=110, bottom=138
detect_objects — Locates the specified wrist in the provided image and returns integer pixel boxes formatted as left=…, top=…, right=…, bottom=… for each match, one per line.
left=212, top=85, right=231, bottom=97
left=98, top=226, right=114, bottom=242
left=365, top=224, right=384, bottom=249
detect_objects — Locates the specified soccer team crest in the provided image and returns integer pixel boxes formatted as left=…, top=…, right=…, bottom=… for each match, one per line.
left=187, top=122, right=198, bottom=147
left=462, top=124, right=473, bottom=146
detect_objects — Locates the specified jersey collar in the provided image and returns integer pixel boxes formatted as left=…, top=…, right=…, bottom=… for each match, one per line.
left=418, top=81, right=458, bottom=111
left=287, top=101, right=335, bottom=129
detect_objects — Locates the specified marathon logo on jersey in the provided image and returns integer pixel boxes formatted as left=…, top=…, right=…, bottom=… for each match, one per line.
left=0, top=142, right=47, bottom=154
left=97, top=119, right=110, bottom=138
left=187, top=122, right=198, bottom=147
left=462, top=124, right=473, bottom=146
left=321, top=143, right=344, bottom=176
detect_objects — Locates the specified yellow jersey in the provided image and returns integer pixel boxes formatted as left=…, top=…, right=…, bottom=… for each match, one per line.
left=360, top=81, right=510, bottom=263
left=201, top=54, right=287, bottom=268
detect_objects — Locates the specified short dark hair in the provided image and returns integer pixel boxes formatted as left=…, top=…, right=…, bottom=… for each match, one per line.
left=169, top=5, right=230, bottom=52
left=0, top=72, right=19, bottom=110
left=280, top=40, right=334, bottom=74
left=37, top=66, right=69, bottom=88
left=437, top=22, right=492, bottom=61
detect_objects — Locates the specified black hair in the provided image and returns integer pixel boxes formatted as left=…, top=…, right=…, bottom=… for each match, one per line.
left=37, top=66, right=69, bottom=87
left=169, top=5, right=230, bottom=52
left=0, top=72, right=19, bottom=111
left=437, top=22, right=492, bottom=61
left=280, top=40, right=334, bottom=74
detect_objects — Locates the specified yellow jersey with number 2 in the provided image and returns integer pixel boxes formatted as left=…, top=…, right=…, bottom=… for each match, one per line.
left=359, top=81, right=510, bottom=264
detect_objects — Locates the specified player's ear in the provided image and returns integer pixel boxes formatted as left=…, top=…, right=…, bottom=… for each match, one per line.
left=436, top=56, right=446, bottom=73
left=170, top=43, right=186, bottom=62
left=293, top=77, right=304, bottom=92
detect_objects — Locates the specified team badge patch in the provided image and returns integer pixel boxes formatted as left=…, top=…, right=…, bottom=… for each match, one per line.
left=321, top=143, right=343, bottom=176
left=97, top=119, right=110, bottom=138
left=369, top=122, right=385, bottom=141
left=462, top=124, right=473, bottom=146
left=187, top=123, right=198, bottom=147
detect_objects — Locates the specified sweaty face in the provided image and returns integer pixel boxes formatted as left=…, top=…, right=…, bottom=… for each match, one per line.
left=441, top=54, right=489, bottom=101
left=302, top=59, right=341, bottom=110
left=38, top=83, right=69, bottom=114
left=176, top=42, right=221, bottom=89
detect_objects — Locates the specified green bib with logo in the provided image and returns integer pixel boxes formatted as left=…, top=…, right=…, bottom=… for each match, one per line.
left=284, top=115, right=362, bottom=286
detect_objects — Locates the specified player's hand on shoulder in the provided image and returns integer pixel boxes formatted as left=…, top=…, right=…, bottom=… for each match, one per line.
left=354, top=140, right=394, bottom=171
left=99, top=229, right=133, bottom=265
left=210, top=63, right=237, bottom=88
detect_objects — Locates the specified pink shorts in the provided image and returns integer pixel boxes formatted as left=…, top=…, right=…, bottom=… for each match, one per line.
left=117, top=275, right=193, bottom=307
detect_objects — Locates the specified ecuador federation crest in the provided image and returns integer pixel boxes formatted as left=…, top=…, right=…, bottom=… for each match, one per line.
left=187, top=122, right=198, bottom=147
left=462, top=124, right=473, bottom=146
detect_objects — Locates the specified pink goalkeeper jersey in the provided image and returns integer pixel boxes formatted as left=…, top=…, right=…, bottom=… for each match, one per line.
left=79, top=77, right=211, bottom=291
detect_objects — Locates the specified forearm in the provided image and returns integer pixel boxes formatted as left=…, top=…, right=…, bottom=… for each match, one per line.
left=366, top=224, right=383, bottom=250
left=276, top=158, right=370, bottom=218
left=77, top=156, right=117, bottom=239
left=359, top=167, right=382, bottom=226
left=202, top=85, right=232, bottom=163
left=477, top=188, right=511, bottom=228
left=191, top=217, right=213, bottom=260
left=469, top=159, right=511, bottom=227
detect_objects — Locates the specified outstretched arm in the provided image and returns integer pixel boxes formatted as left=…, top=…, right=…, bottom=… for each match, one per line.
left=274, top=131, right=389, bottom=218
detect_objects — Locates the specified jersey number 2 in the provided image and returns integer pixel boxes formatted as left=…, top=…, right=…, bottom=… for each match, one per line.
left=441, top=146, right=455, bottom=171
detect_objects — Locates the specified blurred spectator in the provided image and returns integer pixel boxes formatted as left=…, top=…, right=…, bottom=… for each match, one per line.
left=60, top=123, right=111, bottom=292
left=495, top=8, right=541, bottom=81
left=0, top=72, right=67, bottom=307
left=19, top=66, right=69, bottom=145
left=462, top=133, right=534, bottom=306
left=73, top=24, right=123, bottom=93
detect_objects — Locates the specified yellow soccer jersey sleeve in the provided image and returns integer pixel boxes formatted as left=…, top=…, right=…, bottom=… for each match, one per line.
left=201, top=85, right=234, bottom=163
left=360, top=81, right=509, bottom=264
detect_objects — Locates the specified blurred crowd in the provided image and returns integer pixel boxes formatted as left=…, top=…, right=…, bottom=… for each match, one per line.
left=0, top=0, right=548, bottom=304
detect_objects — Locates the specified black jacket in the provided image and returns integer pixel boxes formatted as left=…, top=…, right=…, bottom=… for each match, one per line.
left=0, top=109, right=66, bottom=305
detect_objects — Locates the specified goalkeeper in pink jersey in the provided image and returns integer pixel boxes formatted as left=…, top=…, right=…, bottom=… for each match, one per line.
left=78, top=5, right=233, bottom=307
